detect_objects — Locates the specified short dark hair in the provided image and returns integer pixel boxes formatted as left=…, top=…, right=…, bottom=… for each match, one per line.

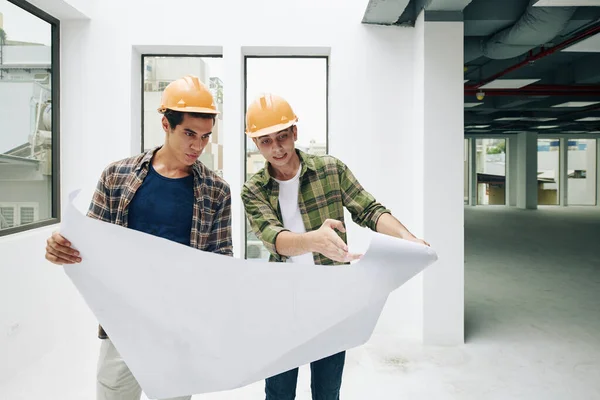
left=162, top=109, right=216, bottom=130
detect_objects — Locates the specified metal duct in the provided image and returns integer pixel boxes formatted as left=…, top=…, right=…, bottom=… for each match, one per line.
left=464, top=0, right=577, bottom=63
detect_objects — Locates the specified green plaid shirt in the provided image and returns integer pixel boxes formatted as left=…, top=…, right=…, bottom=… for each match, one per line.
left=242, top=149, right=390, bottom=265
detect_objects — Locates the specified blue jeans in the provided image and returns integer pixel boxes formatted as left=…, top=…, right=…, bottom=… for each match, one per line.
left=265, top=351, right=345, bottom=400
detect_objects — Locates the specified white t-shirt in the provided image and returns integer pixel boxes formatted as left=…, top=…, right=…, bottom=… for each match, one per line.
left=273, top=164, right=315, bottom=265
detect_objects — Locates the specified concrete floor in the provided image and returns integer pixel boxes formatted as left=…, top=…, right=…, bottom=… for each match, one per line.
left=184, top=206, right=600, bottom=399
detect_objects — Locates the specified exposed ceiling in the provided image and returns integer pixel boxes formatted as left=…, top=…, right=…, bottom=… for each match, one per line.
left=463, top=0, right=600, bottom=135
left=362, top=0, right=600, bottom=135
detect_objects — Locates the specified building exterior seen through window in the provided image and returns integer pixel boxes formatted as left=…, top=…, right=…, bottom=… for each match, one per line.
left=245, top=57, right=328, bottom=260
left=142, top=56, right=224, bottom=178
left=0, top=0, right=58, bottom=235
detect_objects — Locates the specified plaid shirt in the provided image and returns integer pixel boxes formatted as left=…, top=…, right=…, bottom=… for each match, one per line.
left=242, top=149, right=390, bottom=265
left=87, top=146, right=233, bottom=338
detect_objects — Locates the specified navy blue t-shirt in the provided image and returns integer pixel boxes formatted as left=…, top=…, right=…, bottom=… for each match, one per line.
left=127, top=162, right=194, bottom=246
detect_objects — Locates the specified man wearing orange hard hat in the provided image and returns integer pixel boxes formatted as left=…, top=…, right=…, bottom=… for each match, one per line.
left=43, top=76, right=232, bottom=400
left=242, top=93, right=429, bottom=399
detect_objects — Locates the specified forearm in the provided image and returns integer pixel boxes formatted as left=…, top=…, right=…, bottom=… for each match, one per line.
left=275, top=230, right=315, bottom=257
left=376, top=213, right=415, bottom=240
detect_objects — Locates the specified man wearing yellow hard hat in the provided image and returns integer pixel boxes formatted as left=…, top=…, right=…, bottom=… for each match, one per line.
left=242, top=94, right=428, bottom=399
left=43, top=76, right=232, bottom=400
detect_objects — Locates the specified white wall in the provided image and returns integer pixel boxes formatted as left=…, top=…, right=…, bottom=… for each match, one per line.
left=0, top=1, right=424, bottom=399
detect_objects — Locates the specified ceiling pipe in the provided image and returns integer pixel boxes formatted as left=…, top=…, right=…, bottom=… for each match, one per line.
left=470, top=23, right=600, bottom=90
left=464, top=0, right=577, bottom=63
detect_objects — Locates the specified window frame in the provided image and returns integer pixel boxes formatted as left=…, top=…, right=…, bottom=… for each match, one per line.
left=0, top=0, right=60, bottom=237
left=242, top=55, right=330, bottom=259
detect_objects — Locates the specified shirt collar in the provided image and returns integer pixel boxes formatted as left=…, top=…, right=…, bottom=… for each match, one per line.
left=259, top=148, right=316, bottom=186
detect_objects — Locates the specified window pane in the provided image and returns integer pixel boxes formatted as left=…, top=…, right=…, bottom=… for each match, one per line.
left=476, top=138, right=506, bottom=205
left=0, top=206, right=15, bottom=228
left=20, top=205, right=35, bottom=224
left=568, top=139, right=597, bottom=206
left=0, top=0, right=54, bottom=232
left=245, top=57, right=328, bottom=260
left=537, top=139, right=560, bottom=205
left=142, top=56, right=224, bottom=177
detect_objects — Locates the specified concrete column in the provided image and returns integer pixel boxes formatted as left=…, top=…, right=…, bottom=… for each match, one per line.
left=469, top=138, right=477, bottom=206
left=517, top=132, right=538, bottom=209
left=560, top=138, right=568, bottom=206
left=507, top=137, right=518, bottom=206
left=597, top=140, right=600, bottom=207
left=415, top=12, right=464, bottom=345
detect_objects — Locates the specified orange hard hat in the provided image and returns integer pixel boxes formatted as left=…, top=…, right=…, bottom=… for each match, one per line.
left=245, top=94, right=298, bottom=138
left=157, top=75, right=219, bottom=115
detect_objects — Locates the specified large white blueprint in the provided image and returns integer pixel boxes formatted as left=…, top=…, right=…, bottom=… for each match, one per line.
left=61, top=191, right=438, bottom=399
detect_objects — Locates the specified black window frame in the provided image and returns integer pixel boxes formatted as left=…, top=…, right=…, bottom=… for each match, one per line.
left=0, top=0, right=60, bottom=237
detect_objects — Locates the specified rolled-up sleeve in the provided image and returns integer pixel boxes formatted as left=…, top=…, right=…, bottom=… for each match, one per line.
left=337, top=159, right=390, bottom=231
left=241, top=185, right=289, bottom=260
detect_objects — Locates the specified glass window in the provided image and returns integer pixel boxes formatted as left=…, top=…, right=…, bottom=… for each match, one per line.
left=142, top=56, right=224, bottom=177
left=244, top=57, right=328, bottom=260
left=476, top=138, right=506, bottom=205
left=537, top=139, right=560, bottom=205
left=568, top=139, right=597, bottom=206
left=0, top=0, right=59, bottom=236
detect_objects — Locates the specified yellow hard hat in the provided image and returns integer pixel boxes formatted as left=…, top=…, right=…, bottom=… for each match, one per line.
left=158, top=75, right=219, bottom=115
left=245, top=94, right=298, bottom=138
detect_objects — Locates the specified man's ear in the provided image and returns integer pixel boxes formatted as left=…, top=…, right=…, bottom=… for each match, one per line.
left=162, top=116, right=171, bottom=133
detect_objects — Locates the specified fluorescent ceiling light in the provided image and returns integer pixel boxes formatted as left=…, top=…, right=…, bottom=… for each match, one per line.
left=562, top=32, right=600, bottom=53
left=576, top=117, right=600, bottom=122
left=465, top=125, right=491, bottom=128
left=494, top=117, right=557, bottom=122
left=464, top=103, right=483, bottom=108
left=464, top=79, right=469, bottom=83
left=480, top=79, right=540, bottom=89
left=534, top=0, right=600, bottom=6
left=552, top=101, right=600, bottom=108
left=563, top=130, right=587, bottom=133
left=524, top=117, right=558, bottom=122
left=504, top=130, right=528, bottom=133
left=467, top=129, right=492, bottom=132
left=534, top=125, right=559, bottom=129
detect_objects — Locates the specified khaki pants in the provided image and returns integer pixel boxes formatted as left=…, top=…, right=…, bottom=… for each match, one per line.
left=97, top=339, right=191, bottom=400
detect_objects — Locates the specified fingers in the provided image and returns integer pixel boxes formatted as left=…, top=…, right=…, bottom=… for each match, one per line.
left=343, top=252, right=363, bottom=262
left=323, top=219, right=346, bottom=233
left=324, top=236, right=362, bottom=263
left=327, top=230, right=348, bottom=253
left=46, top=232, right=81, bottom=264
left=45, top=244, right=80, bottom=264
left=52, top=231, right=71, bottom=247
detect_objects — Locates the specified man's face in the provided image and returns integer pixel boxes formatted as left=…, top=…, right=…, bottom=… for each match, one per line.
left=163, top=113, right=213, bottom=166
left=254, top=126, right=297, bottom=168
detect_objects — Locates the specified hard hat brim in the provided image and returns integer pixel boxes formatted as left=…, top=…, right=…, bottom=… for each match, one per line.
left=246, top=120, right=297, bottom=138
left=158, top=106, right=220, bottom=115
